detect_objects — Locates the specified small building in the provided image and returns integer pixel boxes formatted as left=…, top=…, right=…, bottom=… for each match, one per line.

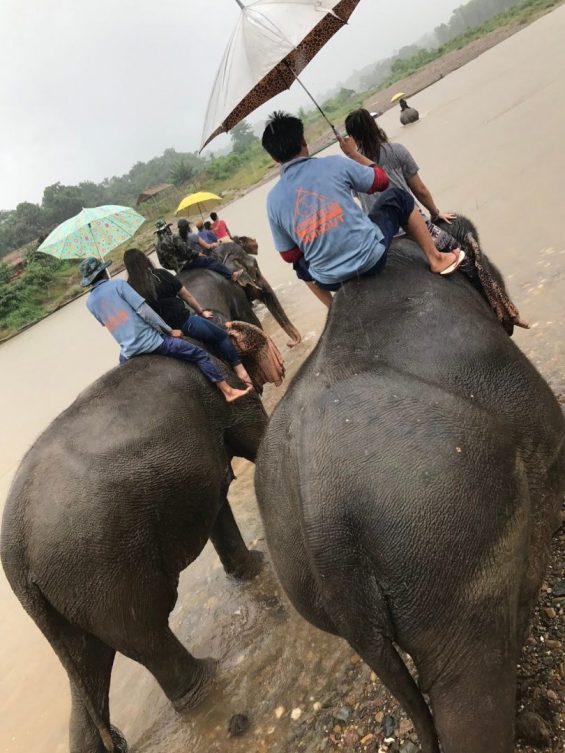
left=136, top=183, right=174, bottom=206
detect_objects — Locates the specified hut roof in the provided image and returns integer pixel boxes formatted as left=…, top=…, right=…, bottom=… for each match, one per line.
left=136, top=183, right=173, bottom=205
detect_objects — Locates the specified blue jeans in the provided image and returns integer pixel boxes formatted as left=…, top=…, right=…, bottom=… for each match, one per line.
left=182, top=315, right=241, bottom=367
left=295, top=186, right=416, bottom=291
left=182, top=255, right=233, bottom=280
left=120, top=336, right=225, bottom=384
left=367, top=186, right=414, bottom=248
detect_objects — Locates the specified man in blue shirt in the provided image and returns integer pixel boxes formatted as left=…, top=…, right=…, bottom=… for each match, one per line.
left=197, top=221, right=219, bottom=246
left=80, top=256, right=250, bottom=402
left=262, top=111, right=464, bottom=307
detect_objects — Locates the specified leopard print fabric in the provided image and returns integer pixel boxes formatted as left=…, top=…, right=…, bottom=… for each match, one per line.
left=459, top=233, right=529, bottom=335
left=202, top=0, right=360, bottom=148
left=227, top=320, right=285, bottom=389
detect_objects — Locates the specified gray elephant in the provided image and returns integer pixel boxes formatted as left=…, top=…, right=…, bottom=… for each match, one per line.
left=255, top=232, right=565, bottom=753
left=208, top=237, right=302, bottom=347
left=1, top=354, right=268, bottom=753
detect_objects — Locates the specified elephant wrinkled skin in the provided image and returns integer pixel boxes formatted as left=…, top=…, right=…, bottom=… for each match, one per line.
left=255, top=237, right=565, bottom=753
left=1, top=356, right=268, bottom=753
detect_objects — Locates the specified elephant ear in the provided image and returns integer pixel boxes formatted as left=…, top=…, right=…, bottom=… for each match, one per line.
left=226, top=320, right=285, bottom=390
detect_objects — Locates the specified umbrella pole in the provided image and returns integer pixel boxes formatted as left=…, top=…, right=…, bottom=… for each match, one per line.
left=88, top=223, right=108, bottom=275
left=283, top=61, right=340, bottom=139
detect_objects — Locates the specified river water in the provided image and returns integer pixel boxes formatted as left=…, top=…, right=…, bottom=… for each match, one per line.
left=1, top=7, right=565, bottom=752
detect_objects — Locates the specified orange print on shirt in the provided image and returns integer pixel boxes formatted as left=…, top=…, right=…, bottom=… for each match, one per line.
left=294, top=188, right=344, bottom=244
left=104, top=308, right=129, bottom=332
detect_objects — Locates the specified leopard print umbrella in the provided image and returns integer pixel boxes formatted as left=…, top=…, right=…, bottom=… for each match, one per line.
left=201, top=0, right=360, bottom=149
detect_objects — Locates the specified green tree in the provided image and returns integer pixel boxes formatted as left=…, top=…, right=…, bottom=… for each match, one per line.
left=0, top=261, right=10, bottom=284
left=230, top=121, right=258, bottom=153
left=169, top=159, right=195, bottom=186
left=41, top=183, right=84, bottom=226
left=78, top=181, right=108, bottom=207
left=12, top=202, right=45, bottom=247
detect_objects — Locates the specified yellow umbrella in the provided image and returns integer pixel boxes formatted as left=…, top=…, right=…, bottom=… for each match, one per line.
left=175, top=191, right=222, bottom=219
left=390, top=92, right=406, bottom=103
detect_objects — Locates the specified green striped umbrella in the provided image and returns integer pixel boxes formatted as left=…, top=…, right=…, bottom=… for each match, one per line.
left=37, top=205, right=145, bottom=260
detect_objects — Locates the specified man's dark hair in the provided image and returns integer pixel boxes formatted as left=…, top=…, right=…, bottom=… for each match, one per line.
left=261, top=111, right=304, bottom=163
left=177, top=218, right=189, bottom=241
left=91, top=269, right=108, bottom=285
left=204, top=220, right=212, bottom=230
left=210, top=211, right=218, bottom=221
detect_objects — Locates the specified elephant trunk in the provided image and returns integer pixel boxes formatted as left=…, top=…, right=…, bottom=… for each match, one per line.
left=255, top=273, right=301, bottom=345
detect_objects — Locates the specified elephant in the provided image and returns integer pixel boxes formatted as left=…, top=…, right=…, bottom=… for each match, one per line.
left=254, top=228, right=565, bottom=753
left=1, top=351, right=268, bottom=753
left=208, top=237, right=302, bottom=347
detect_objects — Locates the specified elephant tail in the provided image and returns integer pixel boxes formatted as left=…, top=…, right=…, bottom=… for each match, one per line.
left=307, top=529, right=441, bottom=752
left=329, top=591, right=439, bottom=751
left=12, top=573, right=116, bottom=752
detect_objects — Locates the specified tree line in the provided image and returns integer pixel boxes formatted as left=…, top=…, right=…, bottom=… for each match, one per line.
left=359, top=0, right=538, bottom=91
left=0, top=0, right=549, bottom=261
left=0, top=123, right=259, bottom=260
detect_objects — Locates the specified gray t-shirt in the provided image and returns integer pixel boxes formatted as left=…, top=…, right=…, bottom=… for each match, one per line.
left=359, top=142, right=420, bottom=215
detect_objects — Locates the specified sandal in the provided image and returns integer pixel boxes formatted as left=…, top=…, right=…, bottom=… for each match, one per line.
left=439, top=249, right=466, bottom=276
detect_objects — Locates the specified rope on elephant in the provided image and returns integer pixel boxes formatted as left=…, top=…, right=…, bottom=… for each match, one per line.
left=227, top=320, right=285, bottom=389
left=459, top=232, right=529, bottom=335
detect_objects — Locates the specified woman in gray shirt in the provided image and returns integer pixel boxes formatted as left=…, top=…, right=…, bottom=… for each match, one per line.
left=345, top=109, right=458, bottom=251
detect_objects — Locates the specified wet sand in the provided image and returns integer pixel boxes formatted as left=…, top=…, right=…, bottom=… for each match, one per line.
left=1, top=6, right=565, bottom=752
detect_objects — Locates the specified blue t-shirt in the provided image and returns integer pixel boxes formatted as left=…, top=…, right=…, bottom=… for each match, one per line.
left=266, top=155, right=385, bottom=285
left=86, top=278, right=163, bottom=359
left=199, top=229, right=217, bottom=244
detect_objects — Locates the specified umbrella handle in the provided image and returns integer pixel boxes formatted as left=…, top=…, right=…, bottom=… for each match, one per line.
left=283, top=61, right=340, bottom=139
left=88, top=222, right=107, bottom=270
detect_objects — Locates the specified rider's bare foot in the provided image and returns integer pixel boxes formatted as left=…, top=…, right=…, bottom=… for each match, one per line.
left=224, top=385, right=252, bottom=402
left=234, top=364, right=254, bottom=390
left=217, top=380, right=252, bottom=402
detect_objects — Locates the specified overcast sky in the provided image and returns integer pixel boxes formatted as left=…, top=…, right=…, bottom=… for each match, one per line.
left=0, top=0, right=463, bottom=209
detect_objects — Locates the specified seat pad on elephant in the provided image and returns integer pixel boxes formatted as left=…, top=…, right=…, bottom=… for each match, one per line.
left=226, top=320, right=285, bottom=389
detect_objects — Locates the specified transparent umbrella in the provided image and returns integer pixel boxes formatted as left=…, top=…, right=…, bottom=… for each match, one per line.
left=201, top=0, right=361, bottom=149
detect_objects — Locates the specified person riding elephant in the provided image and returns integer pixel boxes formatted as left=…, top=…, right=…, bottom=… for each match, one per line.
left=1, top=341, right=269, bottom=753
left=154, top=219, right=245, bottom=284
left=79, top=255, right=250, bottom=402
left=398, top=97, right=419, bottom=125
left=123, top=248, right=254, bottom=389
left=208, top=236, right=302, bottom=347
left=260, top=111, right=464, bottom=310
left=254, top=230, right=565, bottom=753
left=344, top=107, right=460, bottom=254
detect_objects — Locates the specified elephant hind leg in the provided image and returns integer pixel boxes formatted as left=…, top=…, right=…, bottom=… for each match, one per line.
left=11, top=579, right=120, bottom=753
left=210, top=497, right=264, bottom=580
left=119, top=626, right=216, bottom=712
left=348, top=632, right=440, bottom=753
left=428, top=652, right=517, bottom=753
left=57, top=621, right=120, bottom=753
